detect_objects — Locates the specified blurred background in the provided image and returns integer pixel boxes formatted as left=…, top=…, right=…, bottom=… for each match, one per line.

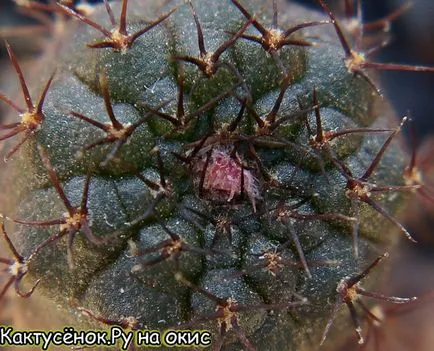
left=300, top=0, right=434, bottom=140
left=1, top=1, right=434, bottom=350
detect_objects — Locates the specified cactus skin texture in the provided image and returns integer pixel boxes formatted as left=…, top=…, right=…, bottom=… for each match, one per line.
left=0, top=0, right=421, bottom=350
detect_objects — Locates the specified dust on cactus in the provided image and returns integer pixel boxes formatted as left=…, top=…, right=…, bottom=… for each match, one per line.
left=0, top=0, right=433, bottom=350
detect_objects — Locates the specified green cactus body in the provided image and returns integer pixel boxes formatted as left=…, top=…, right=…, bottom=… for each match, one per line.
left=0, top=1, right=415, bottom=350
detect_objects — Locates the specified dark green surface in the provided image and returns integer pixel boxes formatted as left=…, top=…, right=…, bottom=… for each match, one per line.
left=0, top=1, right=412, bottom=350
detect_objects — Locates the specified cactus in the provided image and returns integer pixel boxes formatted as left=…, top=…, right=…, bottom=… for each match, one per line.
left=1, top=0, right=433, bottom=350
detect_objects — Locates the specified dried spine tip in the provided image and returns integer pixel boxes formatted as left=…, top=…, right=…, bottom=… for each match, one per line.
left=0, top=222, right=41, bottom=300
left=321, top=253, right=417, bottom=346
left=0, top=41, right=55, bottom=161
left=317, top=0, right=434, bottom=96
left=58, top=0, right=176, bottom=52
